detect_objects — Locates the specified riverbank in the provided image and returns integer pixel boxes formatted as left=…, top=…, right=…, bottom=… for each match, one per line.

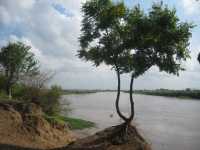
left=0, top=100, right=150, bottom=150
left=0, top=101, right=74, bottom=149
left=0, top=125, right=151, bottom=150
left=0, top=100, right=95, bottom=149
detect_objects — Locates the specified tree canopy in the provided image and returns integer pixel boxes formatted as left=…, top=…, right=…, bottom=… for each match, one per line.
left=78, top=1, right=193, bottom=77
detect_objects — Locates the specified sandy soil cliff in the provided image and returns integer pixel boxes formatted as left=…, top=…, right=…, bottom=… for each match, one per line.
left=0, top=101, right=75, bottom=149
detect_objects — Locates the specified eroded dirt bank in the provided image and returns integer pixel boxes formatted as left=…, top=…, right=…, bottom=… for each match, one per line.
left=0, top=101, right=150, bottom=150
left=0, top=101, right=75, bottom=149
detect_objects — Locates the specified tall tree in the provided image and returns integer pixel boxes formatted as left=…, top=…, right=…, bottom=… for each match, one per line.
left=0, top=42, right=39, bottom=98
left=78, top=0, right=193, bottom=142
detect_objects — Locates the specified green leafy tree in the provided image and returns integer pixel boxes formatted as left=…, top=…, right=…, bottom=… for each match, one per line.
left=0, top=42, right=39, bottom=98
left=78, top=0, right=193, bottom=141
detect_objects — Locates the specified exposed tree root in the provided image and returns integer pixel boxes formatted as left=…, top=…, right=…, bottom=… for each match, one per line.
left=109, top=123, right=145, bottom=145
left=68, top=123, right=151, bottom=150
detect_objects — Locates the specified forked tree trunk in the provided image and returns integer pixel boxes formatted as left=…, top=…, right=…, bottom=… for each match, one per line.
left=115, top=66, right=128, bottom=122
left=115, top=67, right=135, bottom=123
left=112, top=70, right=136, bottom=144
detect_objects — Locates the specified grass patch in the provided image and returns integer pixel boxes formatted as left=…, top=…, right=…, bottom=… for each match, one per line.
left=44, top=114, right=95, bottom=130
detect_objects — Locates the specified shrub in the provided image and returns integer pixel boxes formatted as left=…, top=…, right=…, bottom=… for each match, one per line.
left=40, top=85, right=62, bottom=115
left=12, top=84, right=42, bottom=102
left=0, top=90, right=9, bottom=100
left=12, top=84, right=63, bottom=115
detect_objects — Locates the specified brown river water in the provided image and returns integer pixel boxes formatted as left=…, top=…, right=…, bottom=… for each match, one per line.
left=62, top=92, right=200, bottom=150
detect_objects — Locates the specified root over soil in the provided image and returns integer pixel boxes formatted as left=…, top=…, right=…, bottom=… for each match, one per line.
left=66, top=123, right=151, bottom=150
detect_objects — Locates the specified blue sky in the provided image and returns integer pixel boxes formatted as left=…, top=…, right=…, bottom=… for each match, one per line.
left=0, top=0, right=200, bottom=90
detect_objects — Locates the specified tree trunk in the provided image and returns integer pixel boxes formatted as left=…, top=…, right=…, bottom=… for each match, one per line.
left=112, top=71, right=136, bottom=144
left=6, top=83, right=12, bottom=99
left=5, top=69, right=13, bottom=99
left=115, top=66, right=127, bottom=122
left=128, top=73, right=135, bottom=123
left=6, top=84, right=10, bottom=95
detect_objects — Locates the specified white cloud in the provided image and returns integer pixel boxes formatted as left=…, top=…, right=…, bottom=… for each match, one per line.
left=6, top=35, right=92, bottom=73
left=0, top=6, right=11, bottom=25
left=182, top=0, right=200, bottom=15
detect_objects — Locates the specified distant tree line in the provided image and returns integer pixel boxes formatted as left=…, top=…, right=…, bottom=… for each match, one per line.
left=133, top=89, right=200, bottom=99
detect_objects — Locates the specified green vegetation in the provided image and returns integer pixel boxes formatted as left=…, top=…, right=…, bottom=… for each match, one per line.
left=40, top=85, right=62, bottom=115
left=0, top=77, right=94, bottom=131
left=11, top=83, right=63, bottom=115
left=0, top=42, right=94, bottom=131
left=45, top=114, right=95, bottom=130
left=0, top=90, right=9, bottom=100
left=133, top=89, right=200, bottom=99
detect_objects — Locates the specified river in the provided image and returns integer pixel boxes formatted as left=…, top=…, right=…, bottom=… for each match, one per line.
left=62, top=92, right=200, bottom=150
